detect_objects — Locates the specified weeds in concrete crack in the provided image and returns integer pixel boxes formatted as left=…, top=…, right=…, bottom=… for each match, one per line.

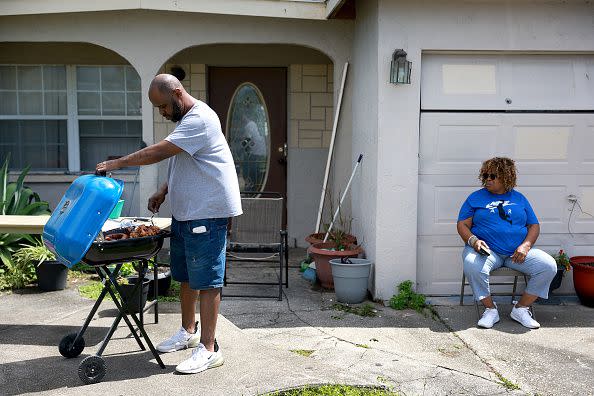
left=356, top=344, right=370, bottom=349
left=332, top=302, right=378, bottom=317
left=290, top=349, right=315, bottom=357
left=494, top=372, right=521, bottom=390
left=431, top=308, right=523, bottom=392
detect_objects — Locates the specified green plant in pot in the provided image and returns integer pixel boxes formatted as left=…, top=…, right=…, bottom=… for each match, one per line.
left=549, top=249, right=571, bottom=293
left=0, top=153, right=51, bottom=270
left=305, top=194, right=357, bottom=246
left=12, top=242, right=68, bottom=292
left=308, top=226, right=363, bottom=289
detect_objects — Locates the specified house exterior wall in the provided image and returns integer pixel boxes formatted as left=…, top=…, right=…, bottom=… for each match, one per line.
left=350, top=0, right=379, bottom=294
left=0, top=10, right=354, bottom=247
left=351, top=0, right=594, bottom=300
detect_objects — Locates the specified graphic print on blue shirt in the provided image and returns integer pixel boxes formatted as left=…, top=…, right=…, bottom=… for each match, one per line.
left=457, top=188, right=539, bottom=256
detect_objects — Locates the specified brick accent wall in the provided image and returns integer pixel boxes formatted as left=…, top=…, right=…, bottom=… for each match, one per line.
left=289, top=64, right=334, bottom=149
left=153, top=63, right=207, bottom=141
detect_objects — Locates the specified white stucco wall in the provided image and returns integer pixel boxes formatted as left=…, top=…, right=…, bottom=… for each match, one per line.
left=350, top=0, right=379, bottom=295
left=352, top=0, right=594, bottom=300
left=0, top=10, right=354, bottom=237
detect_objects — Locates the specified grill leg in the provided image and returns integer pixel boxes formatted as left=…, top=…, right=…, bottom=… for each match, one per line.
left=153, top=259, right=159, bottom=324
left=71, top=267, right=111, bottom=345
left=96, top=314, right=123, bottom=356
left=102, top=267, right=146, bottom=351
left=107, top=267, right=165, bottom=369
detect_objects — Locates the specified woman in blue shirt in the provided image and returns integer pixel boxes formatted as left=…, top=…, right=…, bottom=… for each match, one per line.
left=457, top=157, right=556, bottom=329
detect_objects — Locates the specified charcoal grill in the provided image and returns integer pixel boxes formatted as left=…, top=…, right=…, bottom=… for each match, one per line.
left=42, top=174, right=171, bottom=384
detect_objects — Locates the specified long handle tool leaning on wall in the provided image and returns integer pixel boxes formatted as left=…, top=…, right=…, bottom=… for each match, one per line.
left=323, top=154, right=363, bottom=243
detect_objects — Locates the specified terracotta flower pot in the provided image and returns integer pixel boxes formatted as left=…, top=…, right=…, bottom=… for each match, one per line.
left=570, top=256, right=594, bottom=308
left=305, top=232, right=357, bottom=246
left=308, top=242, right=363, bottom=289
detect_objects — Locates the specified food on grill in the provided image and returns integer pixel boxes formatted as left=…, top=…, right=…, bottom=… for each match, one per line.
left=130, top=225, right=161, bottom=238
left=105, top=233, right=128, bottom=241
left=103, top=225, right=161, bottom=241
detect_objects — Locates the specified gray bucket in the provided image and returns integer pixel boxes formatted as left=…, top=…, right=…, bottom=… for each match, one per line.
left=330, top=258, right=372, bottom=304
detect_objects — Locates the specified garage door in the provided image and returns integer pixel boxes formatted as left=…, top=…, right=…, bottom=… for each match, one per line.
left=418, top=54, right=594, bottom=295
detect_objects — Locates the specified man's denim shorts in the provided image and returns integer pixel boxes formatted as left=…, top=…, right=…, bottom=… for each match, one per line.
left=169, top=217, right=227, bottom=290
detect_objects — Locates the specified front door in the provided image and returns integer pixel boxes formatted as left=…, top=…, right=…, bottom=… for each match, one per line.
left=208, top=67, right=287, bottom=200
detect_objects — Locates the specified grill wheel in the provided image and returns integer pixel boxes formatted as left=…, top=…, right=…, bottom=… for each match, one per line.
left=59, top=333, right=85, bottom=358
left=78, top=355, right=106, bottom=384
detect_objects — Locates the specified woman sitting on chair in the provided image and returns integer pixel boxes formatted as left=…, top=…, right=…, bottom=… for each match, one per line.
left=457, top=157, right=556, bottom=329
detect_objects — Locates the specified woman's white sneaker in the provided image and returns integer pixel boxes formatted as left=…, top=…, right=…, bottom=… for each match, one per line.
left=511, top=305, right=540, bottom=329
left=477, top=306, right=500, bottom=328
left=156, top=323, right=200, bottom=353
left=175, top=342, right=224, bottom=374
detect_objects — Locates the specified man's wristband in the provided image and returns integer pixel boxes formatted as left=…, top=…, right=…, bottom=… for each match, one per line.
left=467, top=235, right=478, bottom=247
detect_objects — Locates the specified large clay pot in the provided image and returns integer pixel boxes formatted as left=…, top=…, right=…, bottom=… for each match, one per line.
left=308, top=242, right=363, bottom=289
left=305, top=232, right=357, bottom=246
left=570, top=256, right=594, bottom=308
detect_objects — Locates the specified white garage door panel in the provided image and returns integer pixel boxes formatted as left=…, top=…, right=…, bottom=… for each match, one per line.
left=418, top=174, right=594, bottom=236
left=417, top=234, right=577, bottom=295
left=422, top=54, right=594, bottom=110
left=418, top=54, right=594, bottom=295
left=420, top=113, right=594, bottom=175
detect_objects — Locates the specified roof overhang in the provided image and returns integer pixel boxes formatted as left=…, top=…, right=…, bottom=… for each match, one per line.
left=0, top=0, right=328, bottom=20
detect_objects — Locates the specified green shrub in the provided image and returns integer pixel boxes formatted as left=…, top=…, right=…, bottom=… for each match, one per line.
left=1, top=241, right=56, bottom=290
left=0, top=153, right=51, bottom=268
left=389, top=281, right=426, bottom=313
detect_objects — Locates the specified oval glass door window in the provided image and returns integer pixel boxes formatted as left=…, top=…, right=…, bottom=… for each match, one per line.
left=226, top=83, right=270, bottom=192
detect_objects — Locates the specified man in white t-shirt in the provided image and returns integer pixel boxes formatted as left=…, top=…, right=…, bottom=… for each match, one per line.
left=96, top=74, right=242, bottom=374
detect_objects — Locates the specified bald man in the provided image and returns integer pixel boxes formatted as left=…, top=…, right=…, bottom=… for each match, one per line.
left=96, top=74, right=242, bottom=374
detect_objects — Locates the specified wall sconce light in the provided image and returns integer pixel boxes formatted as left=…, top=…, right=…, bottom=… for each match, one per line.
left=390, top=49, right=412, bottom=84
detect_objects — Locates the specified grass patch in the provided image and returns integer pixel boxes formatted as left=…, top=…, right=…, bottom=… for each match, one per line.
left=157, top=279, right=180, bottom=302
left=356, top=344, right=370, bottom=349
left=495, top=373, right=521, bottom=391
left=331, top=303, right=377, bottom=317
left=78, top=280, right=112, bottom=301
left=264, top=384, right=397, bottom=396
left=290, top=349, right=315, bottom=357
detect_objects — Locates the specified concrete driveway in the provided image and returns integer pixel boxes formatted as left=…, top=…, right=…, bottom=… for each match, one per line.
left=0, top=249, right=592, bottom=395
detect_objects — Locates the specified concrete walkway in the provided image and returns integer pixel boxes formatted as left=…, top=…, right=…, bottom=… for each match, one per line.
left=0, top=249, right=592, bottom=395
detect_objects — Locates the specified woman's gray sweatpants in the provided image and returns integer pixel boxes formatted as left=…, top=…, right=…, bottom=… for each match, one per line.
left=462, top=245, right=557, bottom=301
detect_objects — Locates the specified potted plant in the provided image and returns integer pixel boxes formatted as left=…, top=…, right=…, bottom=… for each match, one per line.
left=306, top=195, right=357, bottom=246
left=12, top=242, right=68, bottom=292
left=570, top=255, right=594, bottom=308
left=119, top=276, right=150, bottom=314
left=308, top=229, right=363, bottom=289
left=549, top=249, right=571, bottom=293
left=145, top=259, right=172, bottom=298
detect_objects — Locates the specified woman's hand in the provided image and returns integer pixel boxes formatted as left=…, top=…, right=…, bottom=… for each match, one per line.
left=473, top=239, right=489, bottom=254
left=511, top=242, right=531, bottom=263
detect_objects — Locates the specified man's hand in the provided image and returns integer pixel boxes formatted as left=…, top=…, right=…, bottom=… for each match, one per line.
left=96, top=159, right=121, bottom=173
left=511, top=242, right=531, bottom=263
left=148, top=190, right=166, bottom=214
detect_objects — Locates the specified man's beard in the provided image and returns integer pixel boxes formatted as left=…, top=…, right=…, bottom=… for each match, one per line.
left=170, top=99, right=183, bottom=122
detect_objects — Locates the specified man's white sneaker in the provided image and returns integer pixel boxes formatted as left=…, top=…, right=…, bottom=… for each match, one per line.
left=156, top=323, right=200, bottom=353
left=511, top=305, right=540, bottom=329
left=477, top=306, right=500, bottom=328
left=175, top=342, right=224, bottom=374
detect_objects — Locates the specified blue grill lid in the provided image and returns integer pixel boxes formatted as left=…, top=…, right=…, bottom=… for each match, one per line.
left=43, top=175, right=124, bottom=268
